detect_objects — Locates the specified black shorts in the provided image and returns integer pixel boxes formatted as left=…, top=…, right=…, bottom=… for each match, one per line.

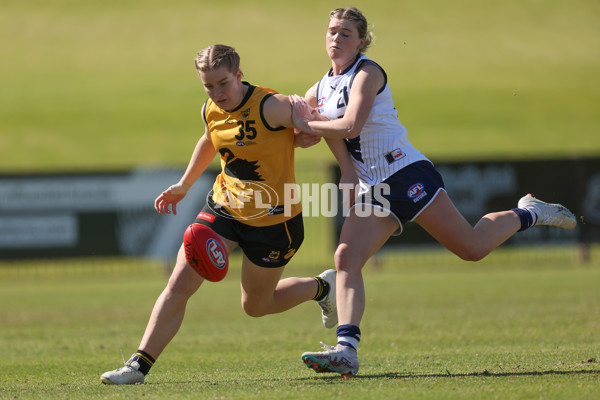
left=193, top=196, right=304, bottom=268
left=356, top=160, right=446, bottom=235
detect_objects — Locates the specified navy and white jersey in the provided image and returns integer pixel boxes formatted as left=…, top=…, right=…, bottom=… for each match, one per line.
left=315, top=55, right=429, bottom=192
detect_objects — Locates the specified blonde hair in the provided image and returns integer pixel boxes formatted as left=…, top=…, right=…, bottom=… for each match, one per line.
left=329, top=7, right=374, bottom=53
left=194, top=44, right=241, bottom=73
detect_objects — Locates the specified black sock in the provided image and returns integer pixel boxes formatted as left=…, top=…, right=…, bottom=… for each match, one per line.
left=128, top=350, right=155, bottom=375
left=313, top=276, right=330, bottom=301
left=512, top=207, right=535, bottom=232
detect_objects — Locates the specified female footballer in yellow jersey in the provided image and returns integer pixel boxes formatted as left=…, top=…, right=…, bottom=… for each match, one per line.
left=100, top=45, right=337, bottom=385
left=205, top=83, right=302, bottom=226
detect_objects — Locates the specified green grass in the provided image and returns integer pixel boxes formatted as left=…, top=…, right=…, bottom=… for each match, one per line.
left=1, top=0, right=599, bottom=171
left=1, top=1, right=599, bottom=398
left=1, top=249, right=599, bottom=399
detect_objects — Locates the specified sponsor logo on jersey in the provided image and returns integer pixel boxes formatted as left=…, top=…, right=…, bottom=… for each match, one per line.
left=384, top=148, right=406, bottom=164
left=241, top=109, right=250, bottom=119
left=318, top=97, right=326, bottom=108
left=206, top=238, right=227, bottom=269
left=196, top=212, right=215, bottom=223
left=236, top=141, right=257, bottom=146
left=407, top=183, right=427, bottom=203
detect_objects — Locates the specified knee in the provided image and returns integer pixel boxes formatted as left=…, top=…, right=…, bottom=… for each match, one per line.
left=165, top=269, right=199, bottom=299
left=240, top=299, right=267, bottom=318
left=454, top=247, right=487, bottom=262
left=334, top=243, right=366, bottom=273
left=334, top=244, right=351, bottom=272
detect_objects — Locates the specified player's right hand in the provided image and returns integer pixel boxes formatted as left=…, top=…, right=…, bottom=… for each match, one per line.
left=154, top=181, right=191, bottom=215
left=289, top=94, right=313, bottom=131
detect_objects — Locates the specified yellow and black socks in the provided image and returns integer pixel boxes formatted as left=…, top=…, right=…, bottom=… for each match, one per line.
left=127, top=350, right=155, bottom=375
left=313, top=276, right=330, bottom=301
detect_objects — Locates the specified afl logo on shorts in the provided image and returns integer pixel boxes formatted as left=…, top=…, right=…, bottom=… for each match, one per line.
left=407, top=183, right=427, bottom=203
left=206, top=238, right=227, bottom=269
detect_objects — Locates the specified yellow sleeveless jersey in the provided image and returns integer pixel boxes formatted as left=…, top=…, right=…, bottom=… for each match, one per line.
left=204, top=83, right=301, bottom=227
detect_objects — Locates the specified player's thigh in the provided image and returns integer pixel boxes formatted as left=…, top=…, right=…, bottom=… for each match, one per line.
left=240, top=254, right=285, bottom=304
left=413, top=190, right=476, bottom=252
left=336, top=207, right=399, bottom=269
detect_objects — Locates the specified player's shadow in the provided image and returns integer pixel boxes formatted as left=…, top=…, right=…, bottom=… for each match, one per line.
left=298, top=368, right=600, bottom=381
left=141, top=369, right=599, bottom=386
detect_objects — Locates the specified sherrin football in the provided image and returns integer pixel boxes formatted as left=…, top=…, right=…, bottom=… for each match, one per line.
left=183, top=223, right=229, bottom=282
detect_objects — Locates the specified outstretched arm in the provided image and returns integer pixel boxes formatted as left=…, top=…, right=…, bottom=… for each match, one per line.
left=303, top=80, right=359, bottom=204
left=262, top=93, right=322, bottom=148
left=155, top=107, right=217, bottom=215
left=291, top=64, right=384, bottom=139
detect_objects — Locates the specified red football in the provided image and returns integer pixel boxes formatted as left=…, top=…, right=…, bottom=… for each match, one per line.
left=183, top=224, right=229, bottom=282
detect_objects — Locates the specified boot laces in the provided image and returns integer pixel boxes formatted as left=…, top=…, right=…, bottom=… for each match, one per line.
left=319, top=341, right=337, bottom=351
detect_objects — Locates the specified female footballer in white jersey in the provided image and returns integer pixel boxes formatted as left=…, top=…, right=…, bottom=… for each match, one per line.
left=291, top=7, right=577, bottom=378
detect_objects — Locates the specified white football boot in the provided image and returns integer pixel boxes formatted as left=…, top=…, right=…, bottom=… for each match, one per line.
left=100, top=356, right=145, bottom=385
left=302, top=342, right=359, bottom=378
left=517, top=194, right=576, bottom=229
left=316, top=269, right=337, bottom=329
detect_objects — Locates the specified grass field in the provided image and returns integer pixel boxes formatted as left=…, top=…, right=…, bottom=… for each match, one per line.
left=1, top=1, right=599, bottom=398
left=1, top=0, right=599, bottom=170
left=0, top=249, right=599, bottom=399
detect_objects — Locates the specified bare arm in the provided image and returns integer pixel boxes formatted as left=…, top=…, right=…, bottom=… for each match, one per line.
left=305, top=81, right=319, bottom=108
left=326, top=137, right=359, bottom=207
left=179, top=126, right=218, bottom=187
left=326, top=138, right=355, bottom=175
left=304, top=80, right=359, bottom=203
left=154, top=104, right=217, bottom=215
left=292, top=64, right=384, bottom=139
left=263, top=93, right=322, bottom=148
left=262, top=93, right=295, bottom=129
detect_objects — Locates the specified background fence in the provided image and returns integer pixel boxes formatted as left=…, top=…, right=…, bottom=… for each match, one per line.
left=1, top=157, right=598, bottom=273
